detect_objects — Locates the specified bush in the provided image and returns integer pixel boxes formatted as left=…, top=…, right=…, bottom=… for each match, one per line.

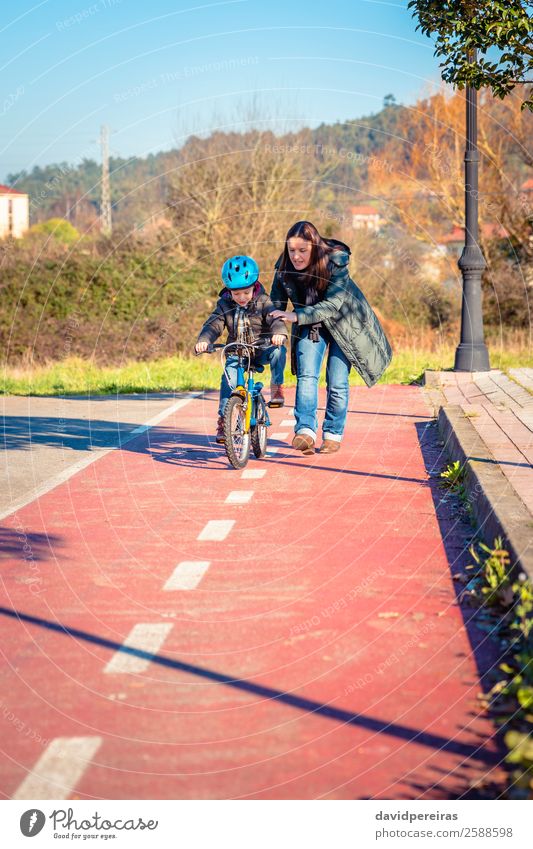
left=28, top=218, right=80, bottom=243
left=0, top=237, right=211, bottom=363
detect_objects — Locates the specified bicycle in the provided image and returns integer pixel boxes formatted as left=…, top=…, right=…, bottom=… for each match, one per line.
left=197, top=341, right=272, bottom=469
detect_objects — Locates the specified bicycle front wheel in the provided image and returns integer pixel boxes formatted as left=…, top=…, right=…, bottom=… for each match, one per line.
left=251, top=394, right=268, bottom=459
left=224, top=395, right=251, bottom=469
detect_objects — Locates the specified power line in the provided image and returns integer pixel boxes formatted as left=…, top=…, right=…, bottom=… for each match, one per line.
left=100, top=125, right=111, bottom=236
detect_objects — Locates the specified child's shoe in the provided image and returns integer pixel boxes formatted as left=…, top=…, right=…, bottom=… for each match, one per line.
left=269, top=384, right=285, bottom=408
left=215, top=416, right=225, bottom=444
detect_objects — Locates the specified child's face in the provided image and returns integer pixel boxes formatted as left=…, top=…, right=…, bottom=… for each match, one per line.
left=288, top=237, right=312, bottom=270
left=231, top=285, right=254, bottom=306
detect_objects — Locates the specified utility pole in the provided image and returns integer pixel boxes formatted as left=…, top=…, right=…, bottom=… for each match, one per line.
left=100, top=124, right=112, bottom=236
left=454, top=49, right=490, bottom=372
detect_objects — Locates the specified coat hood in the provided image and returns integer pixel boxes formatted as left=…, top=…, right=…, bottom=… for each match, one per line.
left=323, top=237, right=351, bottom=268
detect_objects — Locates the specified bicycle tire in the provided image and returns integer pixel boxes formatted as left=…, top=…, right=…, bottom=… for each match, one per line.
left=223, top=395, right=251, bottom=469
left=251, top=394, right=268, bottom=459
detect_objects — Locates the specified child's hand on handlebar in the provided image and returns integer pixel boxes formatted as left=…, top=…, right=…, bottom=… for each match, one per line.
left=271, top=334, right=286, bottom=347
left=195, top=341, right=209, bottom=353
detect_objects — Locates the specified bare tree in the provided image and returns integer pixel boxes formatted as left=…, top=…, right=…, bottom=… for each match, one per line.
left=167, top=127, right=343, bottom=273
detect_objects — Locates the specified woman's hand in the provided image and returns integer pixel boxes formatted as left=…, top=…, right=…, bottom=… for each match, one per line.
left=195, top=341, right=209, bottom=353
left=271, top=310, right=297, bottom=323
left=271, top=334, right=286, bottom=347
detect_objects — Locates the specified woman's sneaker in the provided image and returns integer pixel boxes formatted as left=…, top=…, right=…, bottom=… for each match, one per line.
left=269, top=384, right=285, bottom=408
left=319, top=439, right=341, bottom=454
left=292, top=433, right=315, bottom=455
left=215, top=416, right=225, bottom=444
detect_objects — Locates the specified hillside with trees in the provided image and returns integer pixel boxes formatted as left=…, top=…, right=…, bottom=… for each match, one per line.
left=1, top=89, right=531, bottom=365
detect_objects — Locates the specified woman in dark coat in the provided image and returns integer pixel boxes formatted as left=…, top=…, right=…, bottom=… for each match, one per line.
left=270, top=220, right=392, bottom=455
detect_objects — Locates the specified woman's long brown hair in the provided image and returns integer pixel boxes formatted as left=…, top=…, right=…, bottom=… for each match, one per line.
left=278, top=220, right=333, bottom=297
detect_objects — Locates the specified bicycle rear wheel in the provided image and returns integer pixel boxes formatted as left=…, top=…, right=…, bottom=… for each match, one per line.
left=223, top=395, right=251, bottom=469
left=251, top=394, right=268, bottom=459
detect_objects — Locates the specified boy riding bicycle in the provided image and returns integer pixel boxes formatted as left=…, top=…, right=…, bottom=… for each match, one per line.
left=195, top=255, right=288, bottom=443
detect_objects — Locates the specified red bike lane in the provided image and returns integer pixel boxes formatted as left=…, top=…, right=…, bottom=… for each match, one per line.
left=0, top=387, right=506, bottom=799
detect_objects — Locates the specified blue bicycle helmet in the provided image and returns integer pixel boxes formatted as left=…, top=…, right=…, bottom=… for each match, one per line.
left=221, top=255, right=259, bottom=289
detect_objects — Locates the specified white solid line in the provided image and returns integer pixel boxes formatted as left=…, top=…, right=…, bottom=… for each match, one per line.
left=104, top=623, right=173, bottom=674
left=163, top=561, right=210, bottom=591
left=12, top=736, right=102, bottom=800
left=225, top=491, right=253, bottom=504
left=197, top=519, right=235, bottom=541
left=241, top=469, right=266, bottom=479
left=280, top=419, right=296, bottom=427
left=0, top=393, right=202, bottom=522
left=270, top=432, right=289, bottom=440
left=266, top=446, right=279, bottom=455
left=121, top=393, right=201, bottom=437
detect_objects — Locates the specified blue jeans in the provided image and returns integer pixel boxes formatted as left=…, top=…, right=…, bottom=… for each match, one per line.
left=218, top=344, right=286, bottom=416
left=294, top=326, right=351, bottom=441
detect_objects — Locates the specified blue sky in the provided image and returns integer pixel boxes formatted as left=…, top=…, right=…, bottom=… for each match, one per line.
left=0, top=0, right=443, bottom=180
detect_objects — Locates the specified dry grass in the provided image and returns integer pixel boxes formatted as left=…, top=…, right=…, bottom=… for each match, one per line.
left=1, top=336, right=531, bottom=396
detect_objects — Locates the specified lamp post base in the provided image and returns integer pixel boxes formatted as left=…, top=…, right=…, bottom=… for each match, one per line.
left=454, top=342, right=490, bottom=372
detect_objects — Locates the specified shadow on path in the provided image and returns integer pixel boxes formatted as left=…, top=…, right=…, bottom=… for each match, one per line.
left=0, top=526, right=63, bottom=562
left=2, top=416, right=143, bottom=452
left=413, top=420, right=507, bottom=795
left=139, top=428, right=430, bottom=484
left=0, top=604, right=499, bottom=767
left=0, top=393, right=215, bottom=452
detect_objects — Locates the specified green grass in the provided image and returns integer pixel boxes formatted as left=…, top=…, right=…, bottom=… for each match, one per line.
left=1, top=346, right=532, bottom=396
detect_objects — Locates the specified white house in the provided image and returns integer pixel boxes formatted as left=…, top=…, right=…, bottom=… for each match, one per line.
left=0, top=184, right=29, bottom=238
left=350, top=205, right=382, bottom=231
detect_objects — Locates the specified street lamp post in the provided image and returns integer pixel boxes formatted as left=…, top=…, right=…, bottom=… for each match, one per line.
left=454, top=51, right=490, bottom=372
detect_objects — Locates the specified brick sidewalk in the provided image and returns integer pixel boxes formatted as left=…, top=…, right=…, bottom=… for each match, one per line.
left=425, top=369, right=533, bottom=515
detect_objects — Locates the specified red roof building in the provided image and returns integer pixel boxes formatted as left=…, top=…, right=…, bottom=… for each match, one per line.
left=437, top=222, right=509, bottom=257
left=350, top=205, right=382, bottom=231
left=0, top=184, right=26, bottom=195
left=437, top=225, right=465, bottom=245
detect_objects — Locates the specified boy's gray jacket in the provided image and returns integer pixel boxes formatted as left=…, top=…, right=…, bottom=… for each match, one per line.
left=270, top=241, right=392, bottom=386
left=197, top=283, right=288, bottom=346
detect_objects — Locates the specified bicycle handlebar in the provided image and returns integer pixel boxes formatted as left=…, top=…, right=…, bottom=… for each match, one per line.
left=195, top=341, right=273, bottom=356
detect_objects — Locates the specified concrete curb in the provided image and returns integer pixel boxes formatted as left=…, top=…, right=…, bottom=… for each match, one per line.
left=437, top=405, right=533, bottom=581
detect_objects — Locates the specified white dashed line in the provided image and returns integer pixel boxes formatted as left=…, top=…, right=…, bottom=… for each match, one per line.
left=225, top=491, right=253, bottom=504
left=163, top=561, right=210, bottom=591
left=281, top=418, right=296, bottom=427
left=12, top=736, right=102, bottom=800
left=270, top=432, right=289, bottom=440
left=241, top=469, right=266, bottom=479
left=103, top=623, right=173, bottom=674
left=197, top=520, right=235, bottom=541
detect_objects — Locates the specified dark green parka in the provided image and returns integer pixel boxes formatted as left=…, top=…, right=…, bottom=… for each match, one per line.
left=270, top=239, right=392, bottom=387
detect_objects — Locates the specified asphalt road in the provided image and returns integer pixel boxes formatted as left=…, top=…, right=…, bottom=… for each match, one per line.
left=0, top=393, right=198, bottom=518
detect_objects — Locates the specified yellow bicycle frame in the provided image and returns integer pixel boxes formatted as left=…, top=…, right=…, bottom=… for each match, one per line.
left=244, top=391, right=252, bottom=431
left=234, top=385, right=251, bottom=431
